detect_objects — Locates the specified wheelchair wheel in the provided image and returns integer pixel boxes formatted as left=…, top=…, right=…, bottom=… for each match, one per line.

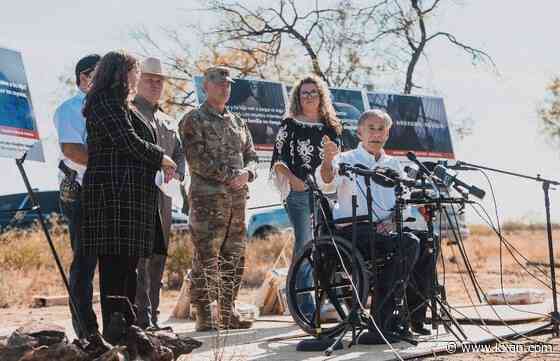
left=286, top=235, right=370, bottom=336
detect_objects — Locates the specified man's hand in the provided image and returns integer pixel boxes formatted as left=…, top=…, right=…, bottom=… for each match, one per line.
left=227, top=170, right=250, bottom=190
left=320, top=135, right=339, bottom=184
left=376, top=221, right=394, bottom=235
left=323, top=135, right=339, bottom=163
left=163, top=166, right=175, bottom=183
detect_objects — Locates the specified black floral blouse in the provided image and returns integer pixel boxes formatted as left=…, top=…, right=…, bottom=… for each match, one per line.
left=270, top=117, right=341, bottom=182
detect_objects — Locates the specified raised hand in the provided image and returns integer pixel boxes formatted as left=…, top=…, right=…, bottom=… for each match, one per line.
left=323, top=135, right=339, bottom=163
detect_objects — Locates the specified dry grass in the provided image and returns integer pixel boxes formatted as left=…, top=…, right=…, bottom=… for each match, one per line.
left=1, top=218, right=557, bottom=307
left=469, top=221, right=560, bottom=237
left=440, top=224, right=559, bottom=305
left=242, top=232, right=293, bottom=288
left=0, top=217, right=75, bottom=307
left=0, top=220, right=293, bottom=307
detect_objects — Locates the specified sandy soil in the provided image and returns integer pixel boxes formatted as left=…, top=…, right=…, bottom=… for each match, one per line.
left=2, top=229, right=560, bottom=359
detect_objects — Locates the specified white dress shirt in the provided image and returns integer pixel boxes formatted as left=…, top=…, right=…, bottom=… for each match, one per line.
left=315, top=143, right=405, bottom=223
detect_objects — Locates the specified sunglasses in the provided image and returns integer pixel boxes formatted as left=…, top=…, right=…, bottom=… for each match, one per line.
left=300, top=90, right=319, bottom=98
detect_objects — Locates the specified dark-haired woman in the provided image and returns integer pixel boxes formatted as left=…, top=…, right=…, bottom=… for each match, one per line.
left=80, top=50, right=176, bottom=339
left=270, top=74, right=342, bottom=317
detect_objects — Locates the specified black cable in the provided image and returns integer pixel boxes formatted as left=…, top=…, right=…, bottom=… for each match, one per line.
left=470, top=202, right=554, bottom=289
left=476, top=170, right=551, bottom=278
left=444, top=205, right=550, bottom=344
left=447, top=202, right=553, bottom=344
left=431, top=182, right=548, bottom=344
left=477, top=169, right=556, bottom=319
left=464, top=202, right=554, bottom=326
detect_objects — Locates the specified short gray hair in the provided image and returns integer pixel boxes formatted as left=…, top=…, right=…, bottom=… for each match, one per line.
left=358, top=109, right=393, bottom=128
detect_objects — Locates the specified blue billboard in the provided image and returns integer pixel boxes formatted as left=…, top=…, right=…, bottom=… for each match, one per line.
left=0, top=47, right=43, bottom=161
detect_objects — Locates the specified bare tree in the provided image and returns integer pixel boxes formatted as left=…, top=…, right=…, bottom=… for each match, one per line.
left=124, top=0, right=496, bottom=135
left=198, top=0, right=343, bottom=84
left=193, top=0, right=496, bottom=93
left=351, top=0, right=497, bottom=94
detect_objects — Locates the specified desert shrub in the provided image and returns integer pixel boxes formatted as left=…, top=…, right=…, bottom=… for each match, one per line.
left=165, top=231, right=194, bottom=289
left=242, top=232, right=293, bottom=288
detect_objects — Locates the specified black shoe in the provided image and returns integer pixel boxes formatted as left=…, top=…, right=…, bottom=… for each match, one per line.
left=411, top=323, right=431, bottom=336
left=357, top=331, right=387, bottom=345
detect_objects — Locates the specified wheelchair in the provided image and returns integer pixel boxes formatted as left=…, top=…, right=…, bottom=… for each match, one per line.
left=285, top=193, right=399, bottom=336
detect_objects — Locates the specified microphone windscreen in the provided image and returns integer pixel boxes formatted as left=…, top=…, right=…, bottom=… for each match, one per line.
left=434, top=165, right=453, bottom=186
left=404, top=166, right=418, bottom=179
left=406, top=151, right=417, bottom=162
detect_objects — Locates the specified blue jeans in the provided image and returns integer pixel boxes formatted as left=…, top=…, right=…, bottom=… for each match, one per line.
left=60, top=195, right=98, bottom=338
left=285, top=190, right=315, bottom=317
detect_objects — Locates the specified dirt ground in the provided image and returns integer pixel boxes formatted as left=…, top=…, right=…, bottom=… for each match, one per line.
left=2, top=227, right=560, bottom=359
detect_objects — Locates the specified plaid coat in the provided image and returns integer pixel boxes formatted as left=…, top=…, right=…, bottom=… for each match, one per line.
left=79, top=90, right=164, bottom=257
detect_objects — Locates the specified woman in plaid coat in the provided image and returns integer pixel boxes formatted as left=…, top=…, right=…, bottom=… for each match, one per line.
left=80, top=50, right=177, bottom=339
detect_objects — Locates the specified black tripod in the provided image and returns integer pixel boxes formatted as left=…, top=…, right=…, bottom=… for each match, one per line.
left=13, top=154, right=88, bottom=338
left=405, top=195, right=470, bottom=342
left=455, top=160, right=560, bottom=336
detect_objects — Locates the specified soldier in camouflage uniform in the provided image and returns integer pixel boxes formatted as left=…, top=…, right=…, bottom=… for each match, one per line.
left=179, top=66, right=258, bottom=331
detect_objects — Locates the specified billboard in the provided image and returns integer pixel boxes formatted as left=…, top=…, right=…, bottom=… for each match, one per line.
left=0, top=47, right=44, bottom=161
left=193, top=76, right=287, bottom=151
left=329, top=87, right=368, bottom=150
left=193, top=76, right=454, bottom=159
left=367, top=92, right=454, bottom=159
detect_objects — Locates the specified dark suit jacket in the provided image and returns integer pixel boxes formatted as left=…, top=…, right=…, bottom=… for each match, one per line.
left=79, top=90, right=164, bottom=257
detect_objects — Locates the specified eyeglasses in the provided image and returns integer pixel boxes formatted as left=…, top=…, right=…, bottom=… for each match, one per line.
left=300, top=90, right=319, bottom=98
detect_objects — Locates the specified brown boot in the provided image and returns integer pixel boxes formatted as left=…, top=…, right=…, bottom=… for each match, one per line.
left=195, top=304, right=217, bottom=332
left=220, top=307, right=253, bottom=330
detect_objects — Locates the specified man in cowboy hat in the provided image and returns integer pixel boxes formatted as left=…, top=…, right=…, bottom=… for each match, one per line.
left=133, top=57, right=186, bottom=329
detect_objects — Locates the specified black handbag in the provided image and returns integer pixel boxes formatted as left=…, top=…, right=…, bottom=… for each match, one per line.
left=58, top=160, right=81, bottom=201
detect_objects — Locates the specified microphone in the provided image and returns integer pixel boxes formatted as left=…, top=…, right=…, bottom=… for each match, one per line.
left=406, top=151, right=433, bottom=176
left=354, top=164, right=395, bottom=188
left=434, top=164, right=486, bottom=199
left=404, top=165, right=419, bottom=180
left=338, top=163, right=395, bottom=187
left=338, top=162, right=352, bottom=178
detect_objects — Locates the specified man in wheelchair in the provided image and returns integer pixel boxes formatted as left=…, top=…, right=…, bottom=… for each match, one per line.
left=315, top=109, right=429, bottom=342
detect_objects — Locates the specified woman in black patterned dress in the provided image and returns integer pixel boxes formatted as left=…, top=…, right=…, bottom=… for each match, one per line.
left=270, top=74, right=342, bottom=316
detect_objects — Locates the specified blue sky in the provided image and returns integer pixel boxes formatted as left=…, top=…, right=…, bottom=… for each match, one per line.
left=1, top=0, right=559, bottom=224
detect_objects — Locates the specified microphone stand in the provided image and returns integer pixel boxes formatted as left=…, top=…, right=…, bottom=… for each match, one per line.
left=324, top=174, right=371, bottom=355
left=296, top=176, right=343, bottom=352
left=456, top=160, right=560, bottom=336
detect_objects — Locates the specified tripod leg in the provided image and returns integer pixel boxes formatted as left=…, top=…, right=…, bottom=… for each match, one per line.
left=325, top=324, right=347, bottom=356
left=16, top=158, right=88, bottom=338
left=434, top=296, right=467, bottom=341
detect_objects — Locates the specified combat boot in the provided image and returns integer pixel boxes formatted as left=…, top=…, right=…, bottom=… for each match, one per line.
left=195, top=304, right=217, bottom=332
left=219, top=304, right=253, bottom=330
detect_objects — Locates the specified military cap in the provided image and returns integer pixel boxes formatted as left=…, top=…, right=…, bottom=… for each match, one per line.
left=204, top=66, right=235, bottom=83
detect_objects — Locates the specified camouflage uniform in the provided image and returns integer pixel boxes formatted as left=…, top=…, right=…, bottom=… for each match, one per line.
left=179, top=73, right=258, bottom=328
